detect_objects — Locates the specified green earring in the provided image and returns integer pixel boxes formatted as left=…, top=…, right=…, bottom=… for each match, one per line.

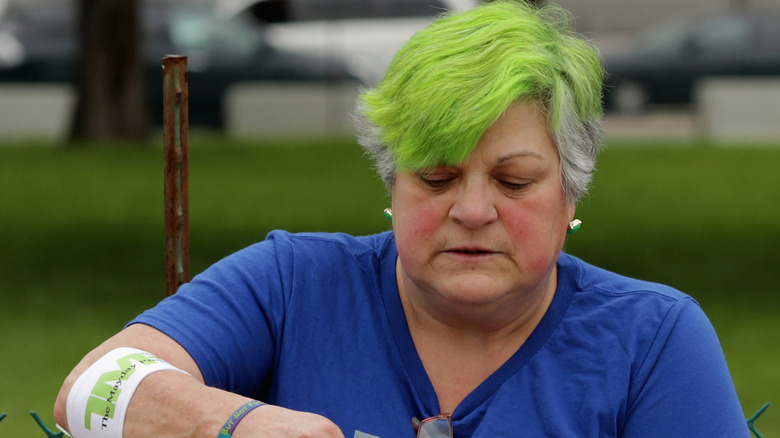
left=567, top=219, right=582, bottom=235
left=384, top=208, right=393, bottom=221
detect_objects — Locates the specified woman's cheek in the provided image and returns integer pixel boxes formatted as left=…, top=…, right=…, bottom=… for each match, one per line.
left=410, top=204, right=443, bottom=239
left=502, top=209, right=560, bottom=273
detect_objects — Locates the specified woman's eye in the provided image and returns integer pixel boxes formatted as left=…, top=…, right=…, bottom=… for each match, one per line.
left=498, top=179, right=531, bottom=191
left=418, top=172, right=456, bottom=189
left=421, top=176, right=455, bottom=188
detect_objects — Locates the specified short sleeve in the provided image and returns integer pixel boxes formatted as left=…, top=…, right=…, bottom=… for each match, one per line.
left=128, top=232, right=294, bottom=398
left=622, top=297, right=749, bottom=437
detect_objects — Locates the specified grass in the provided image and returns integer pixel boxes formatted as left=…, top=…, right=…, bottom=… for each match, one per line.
left=0, top=137, right=777, bottom=436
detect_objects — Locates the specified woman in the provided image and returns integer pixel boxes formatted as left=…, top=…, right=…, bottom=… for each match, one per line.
left=54, top=1, right=748, bottom=437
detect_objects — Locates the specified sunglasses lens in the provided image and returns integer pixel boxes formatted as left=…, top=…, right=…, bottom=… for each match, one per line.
left=417, top=417, right=453, bottom=438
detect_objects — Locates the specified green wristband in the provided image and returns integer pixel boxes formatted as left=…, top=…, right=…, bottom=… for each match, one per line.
left=219, top=400, right=265, bottom=437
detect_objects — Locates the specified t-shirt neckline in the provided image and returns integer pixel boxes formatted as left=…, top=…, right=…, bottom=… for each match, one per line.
left=379, top=235, right=577, bottom=420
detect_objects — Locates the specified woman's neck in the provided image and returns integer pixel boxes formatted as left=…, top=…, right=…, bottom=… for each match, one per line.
left=396, top=258, right=558, bottom=412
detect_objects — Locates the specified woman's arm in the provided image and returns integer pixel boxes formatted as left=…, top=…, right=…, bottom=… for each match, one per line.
left=54, top=323, right=344, bottom=438
left=621, top=298, right=749, bottom=437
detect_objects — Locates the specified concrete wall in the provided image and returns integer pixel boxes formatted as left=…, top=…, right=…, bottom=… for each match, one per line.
left=2, top=80, right=779, bottom=144
left=0, top=82, right=359, bottom=141
left=695, top=78, right=780, bottom=144
left=0, top=84, right=75, bottom=140
left=224, top=81, right=360, bottom=139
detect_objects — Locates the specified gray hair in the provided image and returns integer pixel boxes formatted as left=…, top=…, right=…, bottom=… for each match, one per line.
left=353, top=1, right=604, bottom=204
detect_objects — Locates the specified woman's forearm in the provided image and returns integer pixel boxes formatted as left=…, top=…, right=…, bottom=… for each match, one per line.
left=53, top=324, right=344, bottom=438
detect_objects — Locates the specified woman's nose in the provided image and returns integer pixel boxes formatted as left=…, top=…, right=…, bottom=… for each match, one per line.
left=448, top=180, right=498, bottom=229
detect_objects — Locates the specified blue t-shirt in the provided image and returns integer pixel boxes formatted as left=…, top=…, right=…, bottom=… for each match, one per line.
left=131, top=230, right=748, bottom=437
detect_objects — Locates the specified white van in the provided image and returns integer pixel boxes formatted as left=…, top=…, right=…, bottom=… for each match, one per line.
left=214, top=0, right=479, bottom=85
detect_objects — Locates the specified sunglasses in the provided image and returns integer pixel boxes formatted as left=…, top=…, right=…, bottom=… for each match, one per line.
left=412, top=414, right=453, bottom=438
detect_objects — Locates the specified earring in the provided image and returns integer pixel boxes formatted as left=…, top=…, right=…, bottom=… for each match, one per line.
left=567, top=219, right=582, bottom=235
left=383, top=208, right=393, bottom=221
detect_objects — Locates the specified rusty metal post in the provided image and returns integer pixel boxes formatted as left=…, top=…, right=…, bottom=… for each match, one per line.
left=163, top=55, right=190, bottom=296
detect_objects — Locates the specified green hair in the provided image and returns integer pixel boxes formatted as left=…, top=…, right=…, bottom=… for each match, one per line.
left=355, top=0, right=604, bottom=201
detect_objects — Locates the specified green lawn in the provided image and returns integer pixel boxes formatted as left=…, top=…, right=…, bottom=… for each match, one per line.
left=0, top=137, right=776, bottom=436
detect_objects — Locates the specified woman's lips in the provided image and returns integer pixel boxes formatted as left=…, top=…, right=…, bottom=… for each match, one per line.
left=444, top=246, right=497, bottom=256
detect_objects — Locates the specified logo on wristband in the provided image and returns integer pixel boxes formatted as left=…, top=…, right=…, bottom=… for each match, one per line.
left=84, top=352, right=165, bottom=430
left=66, top=347, right=189, bottom=438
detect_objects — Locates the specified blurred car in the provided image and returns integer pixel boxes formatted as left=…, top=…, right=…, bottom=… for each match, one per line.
left=0, top=1, right=359, bottom=128
left=602, top=9, right=780, bottom=113
left=215, top=0, right=479, bottom=85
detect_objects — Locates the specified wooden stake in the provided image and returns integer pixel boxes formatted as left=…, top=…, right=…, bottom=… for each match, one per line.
left=163, top=55, right=190, bottom=296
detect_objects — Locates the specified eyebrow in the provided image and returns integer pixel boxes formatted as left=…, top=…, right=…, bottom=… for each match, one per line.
left=496, top=151, right=544, bottom=164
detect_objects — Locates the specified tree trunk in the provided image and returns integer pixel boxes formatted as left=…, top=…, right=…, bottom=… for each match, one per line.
left=69, top=0, right=149, bottom=143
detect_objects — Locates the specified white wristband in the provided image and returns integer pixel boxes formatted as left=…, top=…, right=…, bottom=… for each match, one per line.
left=65, top=347, right=189, bottom=438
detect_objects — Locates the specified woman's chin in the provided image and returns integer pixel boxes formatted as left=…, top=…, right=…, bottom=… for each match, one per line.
left=433, top=274, right=513, bottom=306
